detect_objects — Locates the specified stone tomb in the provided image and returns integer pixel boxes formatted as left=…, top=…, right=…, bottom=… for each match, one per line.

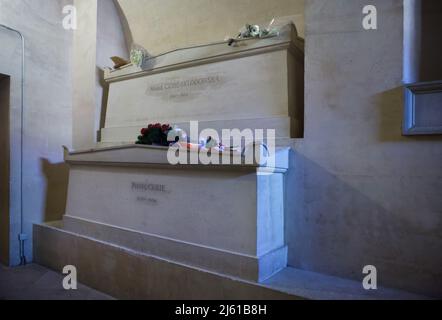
left=100, top=23, right=304, bottom=145
left=35, top=23, right=305, bottom=295
left=62, top=145, right=290, bottom=282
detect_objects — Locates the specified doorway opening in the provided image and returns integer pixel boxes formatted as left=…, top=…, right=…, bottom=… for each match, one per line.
left=0, top=73, right=10, bottom=265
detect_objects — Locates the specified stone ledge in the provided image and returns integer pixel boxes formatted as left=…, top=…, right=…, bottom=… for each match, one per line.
left=104, top=24, right=304, bottom=83
left=33, top=222, right=298, bottom=300
left=63, top=144, right=291, bottom=172
left=63, top=215, right=287, bottom=282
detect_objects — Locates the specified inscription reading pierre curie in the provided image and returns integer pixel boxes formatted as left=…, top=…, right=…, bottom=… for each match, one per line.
left=131, top=181, right=170, bottom=194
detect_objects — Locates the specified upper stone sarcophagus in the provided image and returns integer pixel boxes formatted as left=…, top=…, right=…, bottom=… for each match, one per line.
left=100, top=24, right=304, bottom=146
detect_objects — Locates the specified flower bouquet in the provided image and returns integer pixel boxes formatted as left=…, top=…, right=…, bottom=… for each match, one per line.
left=136, top=123, right=173, bottom=147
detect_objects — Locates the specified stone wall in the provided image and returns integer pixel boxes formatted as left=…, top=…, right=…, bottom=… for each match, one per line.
left=287, top=0, right=442, bottom=297
left=72, top=0, right=97, bottom=150
left=0, top=0, right=73, bottom=265
left=0, top=0, right=131, bottom=265
left=72, top=0, right=129, bottom=150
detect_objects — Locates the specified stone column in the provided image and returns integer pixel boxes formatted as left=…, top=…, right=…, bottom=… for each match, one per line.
left=404, top=0, right=442, bottom=83
left=403, top=0, right=421, bottom=84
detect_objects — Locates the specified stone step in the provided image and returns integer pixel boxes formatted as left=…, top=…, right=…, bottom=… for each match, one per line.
left=262, top=267, right=428, bottom=300
left=33, top=222, right=428, bottom=300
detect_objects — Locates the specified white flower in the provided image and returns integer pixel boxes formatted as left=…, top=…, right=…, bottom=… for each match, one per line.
left=205, top=136, right=219, bottom=149
left=168, top=126, right=187, bottom=143
left=249, top=25, right=260, bottom=37
left=130, top=49, right=144, bottom=67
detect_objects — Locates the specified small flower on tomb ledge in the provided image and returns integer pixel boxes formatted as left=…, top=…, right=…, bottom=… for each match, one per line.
left=136, top=123, right=173, bottom=147
left=236, top=19, right=279, bottom=40
left=204, top=136, right=219, bottom=149
left=167, top=126, right=188, bottom=144
left=130, top=43, right=150, bottom=68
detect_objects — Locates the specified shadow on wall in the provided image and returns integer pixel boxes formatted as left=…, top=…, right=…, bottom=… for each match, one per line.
left=375, top=87, right=442, bottom=142
left=41, top=159, right=69, bottom=223
left=376, top=87, right=403, bottom=142
left=286, top=150, right=442, bottom=298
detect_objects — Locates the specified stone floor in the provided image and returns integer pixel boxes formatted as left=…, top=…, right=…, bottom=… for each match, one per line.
left=0, top=264, right=113, bottom=300
left=263, top=267, right=429, bottom=300
left=0, top=262, right=430, bottom=300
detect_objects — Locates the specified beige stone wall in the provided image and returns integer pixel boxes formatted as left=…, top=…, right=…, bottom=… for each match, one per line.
left=0, top=0, right=73, bottom=265
left=116, top=0, right=304, bottom=55
left=73, top=0, right=98, bottom=149
left=287, top=0, right=442, bottom=297
left=72, top=0, right=129, bottom=150
left=0, top=0, right=128, bottom=266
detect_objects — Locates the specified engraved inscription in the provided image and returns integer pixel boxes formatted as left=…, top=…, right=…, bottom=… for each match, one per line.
left=131, top=181, right=170, bottom=206
left=145, top=74, right=225, bottom=102
left=132, top=181, right=170, bottom=193
left=136, top=197, right=158, bottom=206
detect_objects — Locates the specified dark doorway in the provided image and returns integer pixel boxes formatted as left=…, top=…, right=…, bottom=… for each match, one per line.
left=0, top=74, right=10, bottom=265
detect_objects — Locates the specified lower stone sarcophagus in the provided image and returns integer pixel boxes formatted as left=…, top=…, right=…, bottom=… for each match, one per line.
left=62, top=145, right=289, bottom=282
